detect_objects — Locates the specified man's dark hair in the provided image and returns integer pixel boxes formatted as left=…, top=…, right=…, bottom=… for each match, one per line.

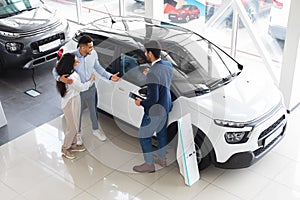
left=144, top=40, right=162, bottom=59
left=77, top=34, right=93, bottom=47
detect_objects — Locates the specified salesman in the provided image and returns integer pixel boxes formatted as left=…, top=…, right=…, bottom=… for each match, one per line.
left=133, top=40, right=173, bottom=173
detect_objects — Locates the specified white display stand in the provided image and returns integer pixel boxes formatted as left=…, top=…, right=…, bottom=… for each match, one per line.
left=0, top=101, right=7, bottom=128
left=177, top=113, right=200, bottom=186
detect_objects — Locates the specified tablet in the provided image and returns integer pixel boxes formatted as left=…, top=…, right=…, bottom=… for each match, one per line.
left=129, top=92, right=145, bottom=100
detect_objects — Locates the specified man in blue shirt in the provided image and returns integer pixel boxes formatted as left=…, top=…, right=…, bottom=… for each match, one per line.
left=53, top=35, right=120, bottom=144
left=133, top=40, right=173, bottom=173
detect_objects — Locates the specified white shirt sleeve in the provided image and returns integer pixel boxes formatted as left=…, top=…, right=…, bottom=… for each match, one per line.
left=69, top=72, right=91, bottom=92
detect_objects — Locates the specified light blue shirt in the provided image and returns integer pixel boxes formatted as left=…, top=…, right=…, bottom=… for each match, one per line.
left=53, top=49, right=112, bottom=83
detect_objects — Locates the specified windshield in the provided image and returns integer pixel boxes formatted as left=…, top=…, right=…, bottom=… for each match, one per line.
left=90, top=17, right=242, bottom=98
left=161, top=31, right=241, bottom=97
left=180, top=5, right=192, bottom=10
left=0, top=0, right=42, bottom=18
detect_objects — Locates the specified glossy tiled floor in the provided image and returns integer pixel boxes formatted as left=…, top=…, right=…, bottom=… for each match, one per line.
left=0, top=64, right=63, bottom=145
left=1, top=104, right=300, bottom=200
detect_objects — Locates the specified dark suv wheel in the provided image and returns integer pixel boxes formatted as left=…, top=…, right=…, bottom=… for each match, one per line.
left=185, top=14, right=190, bottom=22
left=245, top=1, right=259, bottom=23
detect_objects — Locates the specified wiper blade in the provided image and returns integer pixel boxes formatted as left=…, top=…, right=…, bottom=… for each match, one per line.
left=195, top=85, right=210, bottom=96
left=0, top=13, right=15, bottom=18
left=208, top=73, right=236, bottom=89
left=17, top=7, right=36, bottom=14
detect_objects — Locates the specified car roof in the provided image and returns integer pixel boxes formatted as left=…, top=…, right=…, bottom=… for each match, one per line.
left=83, top=16, right=198, bottom=48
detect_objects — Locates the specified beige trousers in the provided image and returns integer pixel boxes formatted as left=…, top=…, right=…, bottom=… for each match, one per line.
left=62, top=95, right=81, bottom=150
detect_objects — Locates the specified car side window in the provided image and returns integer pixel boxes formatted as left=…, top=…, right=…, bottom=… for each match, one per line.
left=120, top=54, right=139, bottom=75
left=120, top=49, right=149, bottom=87
left=94, top=40, right=115, bottom=72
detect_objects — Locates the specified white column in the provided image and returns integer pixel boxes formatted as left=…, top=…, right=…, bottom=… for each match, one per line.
left=230, top=2, right=239, bottom=58
left=279, top=0, right=300, bottom=110
left=145, top=0, right=164, bottom=21
left=119, top=0, right=125, bottom=16
left=76, top=0, right=82, bottom=24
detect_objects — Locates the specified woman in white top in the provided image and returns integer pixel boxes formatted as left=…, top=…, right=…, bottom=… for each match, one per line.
left=56, top=53, right=95, bottom=159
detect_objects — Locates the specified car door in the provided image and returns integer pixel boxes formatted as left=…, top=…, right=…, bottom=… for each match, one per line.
left=111, top=48, right=149, bottom=128
left=94, top=36, right=147, bottom=127
left=94, top=39, right=117, bottom=114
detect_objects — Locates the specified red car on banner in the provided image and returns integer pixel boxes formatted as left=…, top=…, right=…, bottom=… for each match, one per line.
left=168, top=4, right=201, bottom=22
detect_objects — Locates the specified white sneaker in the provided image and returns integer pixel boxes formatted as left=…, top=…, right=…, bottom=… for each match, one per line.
left=77, top=133, right=83, bottom=145
left=92, top=129, right=107, bottom=141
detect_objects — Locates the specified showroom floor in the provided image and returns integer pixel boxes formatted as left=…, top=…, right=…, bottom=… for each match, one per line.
left=0, top=101, right=300, bottom=199
left=0, top=62, right=63, bottom=145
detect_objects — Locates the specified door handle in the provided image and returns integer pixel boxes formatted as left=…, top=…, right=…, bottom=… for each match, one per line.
left=118, top=87, right=125, bottom=92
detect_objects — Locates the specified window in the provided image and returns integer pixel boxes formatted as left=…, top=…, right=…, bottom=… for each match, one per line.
left=120, top=49, right=149, bottom=87
left=0, top=0, right=41, bottom=18
left=94, top=40, right=116, bottom=73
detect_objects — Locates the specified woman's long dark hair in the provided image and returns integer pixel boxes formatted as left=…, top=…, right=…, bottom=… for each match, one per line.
left=56, top=53, right=75, bottom=97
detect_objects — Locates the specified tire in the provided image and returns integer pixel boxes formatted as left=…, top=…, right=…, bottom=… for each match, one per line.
left=167, top=122, right=178, bottom=145
left=225, top=11, right=245, bottom=28
left=167, top=122, right=214, bottom=171
left=0, top=56, right=6, bottom=74
left=194, top=129, right=214, bottom=170
left=245, top=2, right=258, bottom=23
left=205, top=7, right=215, bottom=22
left=185, top=15, right=190, bottom=23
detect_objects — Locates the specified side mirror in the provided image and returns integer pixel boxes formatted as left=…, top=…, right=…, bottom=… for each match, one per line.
left=138, top=86, right=147, bottom=97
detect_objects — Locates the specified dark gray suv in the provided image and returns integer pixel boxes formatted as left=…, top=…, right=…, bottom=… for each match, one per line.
left=0, top=0, right=70, bottom=71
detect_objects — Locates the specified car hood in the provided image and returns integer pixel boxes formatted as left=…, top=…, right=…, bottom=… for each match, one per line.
left=188, top=70, right=283, bottom=122
left=0, top=6, right=58, bottom=33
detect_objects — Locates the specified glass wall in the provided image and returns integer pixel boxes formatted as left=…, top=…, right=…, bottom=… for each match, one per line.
left=44, top=0, right=145, bottom=25
left=163, top=0, right=290, bottom=80
left=43, top=0, right=289, bottom=73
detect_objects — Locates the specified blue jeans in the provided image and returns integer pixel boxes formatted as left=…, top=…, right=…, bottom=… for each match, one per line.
left=139, top=113, right=168, bottom=164
left=79, top=84, right=98, bottom=132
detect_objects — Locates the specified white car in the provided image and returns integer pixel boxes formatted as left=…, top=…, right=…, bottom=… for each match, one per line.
left=61, top=16, right=288, bottom=170
left=268, top=0, right=290, bottom=40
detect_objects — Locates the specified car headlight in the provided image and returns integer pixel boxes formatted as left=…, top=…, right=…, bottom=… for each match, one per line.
left=214, top=119, right=246, bottom=128
left=224, top=131, right=249, bottom=144
left=5, top=42, right=24, bottom=53
left=0, top=31, right=20, bottom=38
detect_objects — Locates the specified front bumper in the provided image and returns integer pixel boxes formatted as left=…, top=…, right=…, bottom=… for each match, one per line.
left=215, top=123, right=286, bottom=169
left=168, top=14, right=185, bottom=21
left=0, top=22, right=70, bottom=70
left=211, top=101, right=288, bottom=169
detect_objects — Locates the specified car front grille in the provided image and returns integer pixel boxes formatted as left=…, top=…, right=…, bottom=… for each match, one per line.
left=36, top=33, right=65, bottom=46
left=253, top=127, right=285, bottom=157
left=258, top=115, right=285, bottom=140
left=30, top=33, right=65, bottom=53
left=253, top=114, right=286, bottom=158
